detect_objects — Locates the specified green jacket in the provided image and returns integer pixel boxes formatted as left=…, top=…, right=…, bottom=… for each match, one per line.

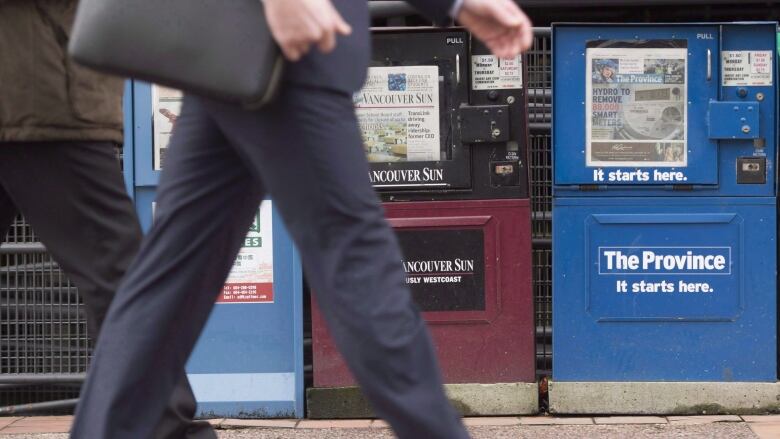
left=0, top=0, right=124, bottom=143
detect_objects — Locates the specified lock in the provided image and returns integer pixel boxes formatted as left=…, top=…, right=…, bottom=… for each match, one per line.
left=459, top=105, right=510, bottom=143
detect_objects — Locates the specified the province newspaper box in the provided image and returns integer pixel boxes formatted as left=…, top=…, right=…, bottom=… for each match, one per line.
left=551, top=23, right=778, bottom=413
left=128, top=82, right=304, bottom=418
left=309, top=27, right=537, bottom=417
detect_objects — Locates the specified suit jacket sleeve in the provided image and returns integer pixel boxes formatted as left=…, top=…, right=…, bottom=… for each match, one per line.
left=403, top=0, right=457, bottom=26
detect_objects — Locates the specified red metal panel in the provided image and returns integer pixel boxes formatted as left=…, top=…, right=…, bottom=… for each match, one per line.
left=312, top=198, right=535, bottom=386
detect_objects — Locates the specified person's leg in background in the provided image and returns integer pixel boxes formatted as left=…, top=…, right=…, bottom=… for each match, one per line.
left=71, top=98, right=266, bottom=439
left=208, top=85, right=470, bottom=439
left=0, top=142, right=214, bottom=439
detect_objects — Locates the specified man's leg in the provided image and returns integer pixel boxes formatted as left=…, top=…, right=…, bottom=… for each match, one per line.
left=71, top=97, right=265, bottom=439
left=0, top=142, right=214, bottom=439
left=206, top=86, right=469, bottom=439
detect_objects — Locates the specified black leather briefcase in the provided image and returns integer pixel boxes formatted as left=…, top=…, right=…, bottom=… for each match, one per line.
left=68, top=0, right=283, bottom=109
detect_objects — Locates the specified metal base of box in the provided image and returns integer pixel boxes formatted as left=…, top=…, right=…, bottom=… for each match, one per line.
left=307, top=383, right=539, bottom=419
left=549, top=381, right=780, bottom=415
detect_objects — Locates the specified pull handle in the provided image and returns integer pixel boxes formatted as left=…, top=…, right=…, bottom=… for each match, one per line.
left=456, top=54, right=461, bottom=84
left=706, top=49, right=712, bottom=81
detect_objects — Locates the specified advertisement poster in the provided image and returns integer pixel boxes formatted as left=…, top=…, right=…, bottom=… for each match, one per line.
left=586, top=41, right=687, bottom=167
left=152, top=85, right=183, bottom=170
left=471, top=54, right=523, bottom=90
left=218, top=202, right=274, bottom=304
left=354, top=66, right=440, bottom=163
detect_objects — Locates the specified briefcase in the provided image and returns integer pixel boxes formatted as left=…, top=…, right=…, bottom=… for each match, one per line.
left=68, top=0, right=284, bottom=109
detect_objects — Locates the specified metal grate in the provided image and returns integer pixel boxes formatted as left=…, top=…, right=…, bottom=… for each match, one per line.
left=1, top=215, right=88, bottom=412
left=528, top=29, right=553, bottom=377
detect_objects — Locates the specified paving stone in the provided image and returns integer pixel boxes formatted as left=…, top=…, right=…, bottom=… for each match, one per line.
left=370, top=420, right=390, bottom=429
left=0, top=418, right=22, bottom=429
left=462, top=417, right=521, bottom=426
left=0, top=422, right=70, bottom=434
left=520, top=417, right=594, bottom=425
left=667, top=415, right=742, bottom=425
left=222, top=419, right=298, bottom=429
left=742, top=415, right=780, bottom=423
left=594, top=416, right=667, bottom=425
left=748, top=422, right=780, bottom=439
left=296, top=420, right=372, bottom=429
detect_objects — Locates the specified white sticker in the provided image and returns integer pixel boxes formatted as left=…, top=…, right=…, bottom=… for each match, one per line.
left=721, top=51, right=773, bottom=86
left=471, top=55, right=523, bottom=90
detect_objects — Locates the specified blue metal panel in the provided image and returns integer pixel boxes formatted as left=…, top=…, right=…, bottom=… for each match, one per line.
left=708, top=101, right=760, bottom=139
left=553, top=197, right=777, bottom=381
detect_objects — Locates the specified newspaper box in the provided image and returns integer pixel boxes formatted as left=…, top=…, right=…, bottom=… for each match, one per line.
left=550, top=23, right=778, bottom=413
left=309, top=28, right=537, bottom=417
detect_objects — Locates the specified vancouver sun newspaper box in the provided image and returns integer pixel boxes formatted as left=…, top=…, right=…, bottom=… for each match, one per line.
left=309, top=28, right=537, bottom=417
left=551, top=23, right=777, bottom=413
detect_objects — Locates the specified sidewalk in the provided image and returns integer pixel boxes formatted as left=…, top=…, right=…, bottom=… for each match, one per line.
left=0, top=415, right=779, bottom=438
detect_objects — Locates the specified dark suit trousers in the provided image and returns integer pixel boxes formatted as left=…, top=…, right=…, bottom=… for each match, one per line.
left=71, top=86, right=470, bottom=439
left=0, top=142, right=215, bottom=439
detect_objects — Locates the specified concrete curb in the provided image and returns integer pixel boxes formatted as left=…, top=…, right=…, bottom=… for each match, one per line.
left=307, top=382, right=539, bottom=418
left=549, top=381, right=780, bottom=415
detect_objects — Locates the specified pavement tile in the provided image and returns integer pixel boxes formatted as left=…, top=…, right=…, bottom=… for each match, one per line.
left=11, top=416, right=72, bottom=424
left=520, top=417, right=594, bottom=425
left=667, top=415, right=742, bottom=425
left=371, top=420, right=390, bottom=429
left=0, top=422, right=70, bottom=434
left=221, top=419, right=298, bottom=428
left=296, top=420, right=373, bottom=429
left=594, top=416, right=667, bottom=425
left=743, top=415, right=780, bottom=423
left=748, top=422, right=780, bottom=439
left=462, top=417, right=521, bottom=426
left=0, top=417, right=22, bottom=429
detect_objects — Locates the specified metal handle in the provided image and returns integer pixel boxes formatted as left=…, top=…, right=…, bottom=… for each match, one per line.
left=706, top=49, right=712, bottom=81
left=456, top=54, right=461, bottom=84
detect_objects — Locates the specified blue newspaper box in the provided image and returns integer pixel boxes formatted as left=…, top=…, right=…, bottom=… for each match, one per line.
left=552, top=23, right=777, bottom=391
left=125, top=82, right=304, bottom=418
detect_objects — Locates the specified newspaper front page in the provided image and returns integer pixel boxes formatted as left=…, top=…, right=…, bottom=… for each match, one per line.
left=586, top=42, right=688, bottom=167
left=355, top=66, right=440, bottom=163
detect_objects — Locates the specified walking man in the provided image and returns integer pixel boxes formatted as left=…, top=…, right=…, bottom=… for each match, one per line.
left=71, top=0, right=533, bottom=437
left=0, top=1, right=214, bottom=437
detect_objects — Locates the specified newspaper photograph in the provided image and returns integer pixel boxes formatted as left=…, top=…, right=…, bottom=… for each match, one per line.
left=354, top=66, right=440, bottom=163
left=152, top=85, right=183, bottom=170
left=586, top=42, right=687, bottom=167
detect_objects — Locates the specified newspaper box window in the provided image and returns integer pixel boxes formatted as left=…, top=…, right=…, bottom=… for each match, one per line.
left=586, top=40, right=687, bottom=168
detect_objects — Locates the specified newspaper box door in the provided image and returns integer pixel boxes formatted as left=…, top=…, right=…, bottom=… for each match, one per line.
left=554, top=26, right=720, bottom=186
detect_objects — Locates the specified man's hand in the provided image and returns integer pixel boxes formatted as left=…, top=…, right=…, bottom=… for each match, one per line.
left=457, top=0, right=533, bottom=59
left=263, top=0, right=352, bottom=62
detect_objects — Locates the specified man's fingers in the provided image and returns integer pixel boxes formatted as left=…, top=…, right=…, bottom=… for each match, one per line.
left=281, top=44, right=302, bottom=62
left=318, top=26, right=337, bottom=53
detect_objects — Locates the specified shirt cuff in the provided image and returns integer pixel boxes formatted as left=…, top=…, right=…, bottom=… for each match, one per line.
left=449, top=0, right=465, bottom=19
